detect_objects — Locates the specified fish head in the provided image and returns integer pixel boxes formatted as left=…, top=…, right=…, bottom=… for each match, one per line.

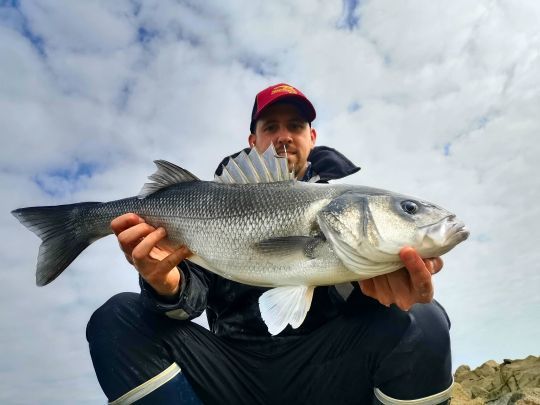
left=317, top=190, right=469, bottom=274
left=366, top=193, right=469, bottom=257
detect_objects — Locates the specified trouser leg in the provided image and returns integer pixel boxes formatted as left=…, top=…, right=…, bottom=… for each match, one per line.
left=372, top=300, right=453, bottom=404
left=87, top=292, right=452, bottom=404
left=275, top=304, right=409, bottom=403
left=277, top=294, right=452, bottom=404
left=86, top=293, right=203, bottom=403
left=374, top=396, right=449, bottom=405
left=86, top=293, right=179, bottom=400
left=107, top=363, right=201, bottom=405
left=86, top=292, right=266, bottom=405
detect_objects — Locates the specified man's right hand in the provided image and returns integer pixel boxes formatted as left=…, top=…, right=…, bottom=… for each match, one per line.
left=111, top=213, right=192, bottom=299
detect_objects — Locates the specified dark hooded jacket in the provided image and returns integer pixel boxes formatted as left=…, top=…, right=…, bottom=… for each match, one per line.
left=139, top=146, right=361, bottom=340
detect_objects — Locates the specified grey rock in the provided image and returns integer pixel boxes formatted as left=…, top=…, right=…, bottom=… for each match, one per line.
left=451, top=356, right=540, bottom=404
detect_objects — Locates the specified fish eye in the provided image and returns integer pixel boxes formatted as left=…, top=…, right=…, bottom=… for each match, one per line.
left=401, top=200, right=419, bottom=215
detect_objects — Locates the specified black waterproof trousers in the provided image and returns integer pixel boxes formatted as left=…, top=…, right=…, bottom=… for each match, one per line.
left=86, top=292, right=452, bottom=404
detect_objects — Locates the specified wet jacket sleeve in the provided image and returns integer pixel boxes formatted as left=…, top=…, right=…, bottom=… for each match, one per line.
left=139, top=261, right=214, bottom=320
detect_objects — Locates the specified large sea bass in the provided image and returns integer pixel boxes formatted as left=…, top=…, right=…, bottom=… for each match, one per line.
left=12, top=146, right=469, bottom=334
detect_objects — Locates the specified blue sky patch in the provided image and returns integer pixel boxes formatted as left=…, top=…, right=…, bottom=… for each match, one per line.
left=33, top=161, right=100, bottom=198
left=173, top=24, right=201, bottom=47
left=348, top=101, right=362, bottom=113
left=337, top=0, right=361, bottom=30
left=475, top=115, right=490, bottom=129
left=116, top=79, right=134, bottom=110
left=2, top=0, right=46, bottom=57
left=137, top=26, right=159, bottom=45
left=22, top=25, right=45, bottom=56
left=130, top=0, right=142, bottom=16
left=1, top=0, right=20, bottom=7
left=443, top=142, right=451, bottom=156
left=239, top=56, right=275, bottom=77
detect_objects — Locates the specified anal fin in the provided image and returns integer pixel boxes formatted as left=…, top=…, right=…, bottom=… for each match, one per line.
left=258, top=285, right=315, bottom=335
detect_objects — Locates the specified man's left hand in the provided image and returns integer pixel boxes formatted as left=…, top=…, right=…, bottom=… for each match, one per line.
left=358, top=246, right=443, bottom=311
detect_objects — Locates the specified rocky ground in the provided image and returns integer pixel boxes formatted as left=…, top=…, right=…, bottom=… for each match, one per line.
left=450, top=355, right=540, bottom=404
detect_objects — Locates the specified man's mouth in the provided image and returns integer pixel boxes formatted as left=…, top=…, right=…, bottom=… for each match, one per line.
left=276, top=148, right=296, bottom=156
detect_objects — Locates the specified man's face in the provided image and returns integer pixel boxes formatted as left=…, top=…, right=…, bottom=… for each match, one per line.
left=248, top=102, right=317, bottom=178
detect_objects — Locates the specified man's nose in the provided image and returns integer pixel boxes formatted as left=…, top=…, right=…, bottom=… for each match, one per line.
left=274, top=128, right=293, bottom=145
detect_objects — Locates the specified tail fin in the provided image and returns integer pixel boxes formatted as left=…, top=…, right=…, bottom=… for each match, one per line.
left=12, top=202, right=104, bottom=286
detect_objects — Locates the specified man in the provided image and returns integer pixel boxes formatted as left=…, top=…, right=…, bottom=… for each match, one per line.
left=87, top=83, right=453, bottom=404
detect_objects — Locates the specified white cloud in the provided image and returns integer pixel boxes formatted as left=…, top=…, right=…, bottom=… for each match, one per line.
left=19, top=1, right=135, bottom=53
left=1, top=0, right=539, bottom=402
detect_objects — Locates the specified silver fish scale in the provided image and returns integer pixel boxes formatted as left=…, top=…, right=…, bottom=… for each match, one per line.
left=90, top=180, right=353, bottom=287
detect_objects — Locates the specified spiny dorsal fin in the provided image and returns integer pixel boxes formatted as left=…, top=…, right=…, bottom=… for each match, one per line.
left=214, top=145, right=295, bottom=184
left=138, top=160, right=199, bottom=199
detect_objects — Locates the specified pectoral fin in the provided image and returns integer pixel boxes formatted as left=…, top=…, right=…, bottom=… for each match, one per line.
left=253, top=236, right=324, bottom=262
left=258, top=285, right=315, bottom=335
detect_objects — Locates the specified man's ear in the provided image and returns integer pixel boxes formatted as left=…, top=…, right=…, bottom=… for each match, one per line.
left=248, top=133, right=256, bottom=148
left=310, top=128, right=317, bottom=147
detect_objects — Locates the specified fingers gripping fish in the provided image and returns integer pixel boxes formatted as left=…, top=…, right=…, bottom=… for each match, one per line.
left=11, top=146, right=469, bottom=335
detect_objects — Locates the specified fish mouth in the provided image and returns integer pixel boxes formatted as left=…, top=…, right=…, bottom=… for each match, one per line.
left=442, top=216, right=469, bottom=243
left=446, top=222, right=470, bottom=244
left=421, top=215, right=469, bottom=250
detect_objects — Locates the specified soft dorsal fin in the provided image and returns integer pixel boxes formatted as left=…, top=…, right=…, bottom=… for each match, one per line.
left=138, top=160, right=199, bottom=199
left=214, top=145, right=295, bottom=184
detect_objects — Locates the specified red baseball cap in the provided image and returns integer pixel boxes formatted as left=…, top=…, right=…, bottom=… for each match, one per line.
left=250, top=83, right=316, bottom=133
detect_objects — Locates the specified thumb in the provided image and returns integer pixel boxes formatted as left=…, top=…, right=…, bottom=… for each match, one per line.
left=155, top=246, right=192, bottom=274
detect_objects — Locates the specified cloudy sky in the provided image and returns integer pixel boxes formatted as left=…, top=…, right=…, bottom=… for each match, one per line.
left=1, top=0, right=539, bottom=403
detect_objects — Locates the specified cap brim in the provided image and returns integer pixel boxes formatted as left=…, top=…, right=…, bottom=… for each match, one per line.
left=253, top=94, right=316, bottom=123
